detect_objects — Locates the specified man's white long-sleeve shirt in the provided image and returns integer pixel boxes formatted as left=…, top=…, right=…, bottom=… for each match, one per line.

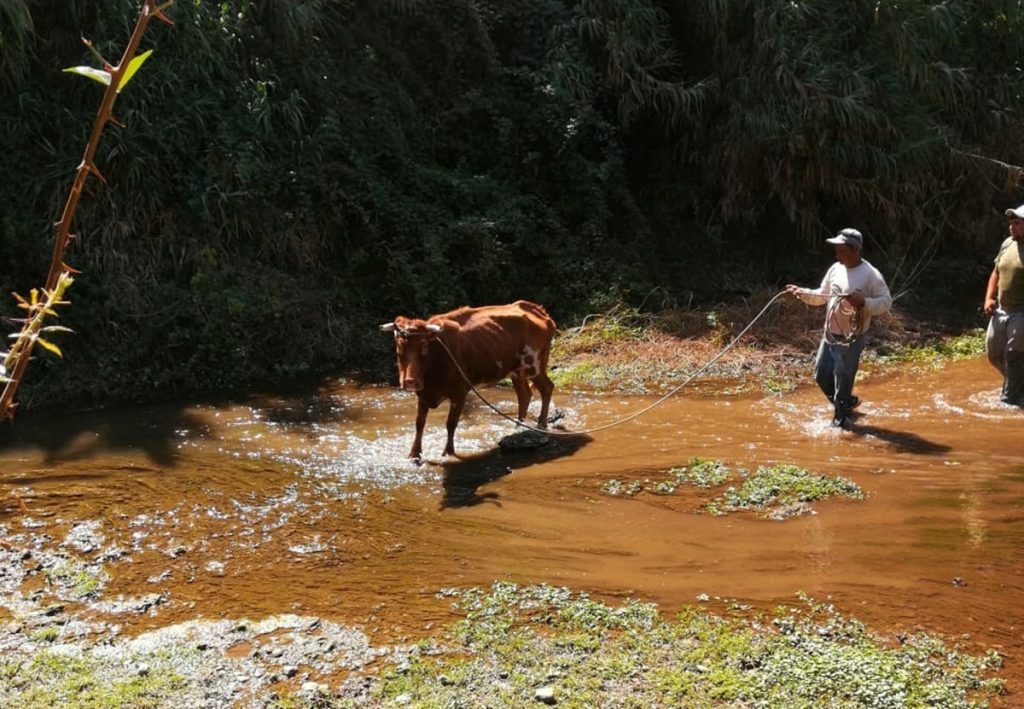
left=793, top=260, right=892, bottom=337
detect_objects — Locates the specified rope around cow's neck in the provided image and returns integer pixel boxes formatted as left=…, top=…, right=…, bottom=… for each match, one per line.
left=431, top=290, right=789, bottom=437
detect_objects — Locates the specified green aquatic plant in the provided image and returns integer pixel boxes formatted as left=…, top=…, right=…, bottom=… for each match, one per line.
left=601, top=477, right=644, bottom=496
left=670, top=457, right=731, bottom=488
left=709, top=464, right=863, bottom=518
left=602, top=461, right=860, bottom=519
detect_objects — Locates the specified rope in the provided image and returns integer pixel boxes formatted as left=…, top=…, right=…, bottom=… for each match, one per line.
left=432, top=290, right=789, bottom=437
left=822, top=291, right=863, bottom=347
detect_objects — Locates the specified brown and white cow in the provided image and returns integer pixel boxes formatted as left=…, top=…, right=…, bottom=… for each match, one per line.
left=381, top=300, right=556, bottom=461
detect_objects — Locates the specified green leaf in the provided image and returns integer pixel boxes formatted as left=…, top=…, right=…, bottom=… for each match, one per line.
left=117, top=49, right=153, bottom=93
left=63, top=65, right=112, bottom=87
left=36, top=339, right=63, bottom=358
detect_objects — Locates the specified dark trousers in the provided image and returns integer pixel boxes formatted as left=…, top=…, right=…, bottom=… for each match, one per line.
left=814, top=335, right=866, bottom=417
left=985, top=308, right=1024, bottom=405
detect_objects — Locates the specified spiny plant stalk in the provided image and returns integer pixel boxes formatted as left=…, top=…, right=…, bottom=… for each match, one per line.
left=0, top=0, right=172, bottom=423
left=2, top=273, right=75, bottom=378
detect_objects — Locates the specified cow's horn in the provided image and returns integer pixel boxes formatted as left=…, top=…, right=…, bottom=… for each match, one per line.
left=379, top=322, right=398, bottom=332
left=426, top=323, right=443, bottom=333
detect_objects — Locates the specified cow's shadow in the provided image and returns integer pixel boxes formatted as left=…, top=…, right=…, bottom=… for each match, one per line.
left=439, top=428, right=591, bottom=509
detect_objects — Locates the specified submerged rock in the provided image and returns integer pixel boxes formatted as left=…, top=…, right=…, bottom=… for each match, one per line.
left=498, top=430, right=554, bottom=451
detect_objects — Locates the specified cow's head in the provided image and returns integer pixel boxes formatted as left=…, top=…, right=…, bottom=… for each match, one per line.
left=380, top=316, right=444, bottom=392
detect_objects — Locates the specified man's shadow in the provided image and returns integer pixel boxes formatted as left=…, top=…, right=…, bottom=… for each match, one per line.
left=439, top=429, right=591, bottom=509
left=843, top=413, right=951, bottom=455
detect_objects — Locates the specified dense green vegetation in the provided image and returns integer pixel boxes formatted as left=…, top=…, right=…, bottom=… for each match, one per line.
left=1, top=0, right=1021, bottom=407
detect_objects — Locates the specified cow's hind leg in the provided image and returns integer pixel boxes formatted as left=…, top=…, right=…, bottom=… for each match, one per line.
left=443, top=393, right=466, bottom=457
left=532, top=344, right=554, bottom=427
left=510, top=373, right=533, bottom=421
left=531, top=373, right=554, bottom=427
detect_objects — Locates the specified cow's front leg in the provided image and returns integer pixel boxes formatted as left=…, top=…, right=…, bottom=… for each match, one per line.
left=443, top=394, right=466, bottom=457
left=410, top=397, right=430, bottom=461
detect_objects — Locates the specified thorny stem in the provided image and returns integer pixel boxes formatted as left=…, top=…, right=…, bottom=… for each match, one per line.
left=0, top=0, right=172, bottom=423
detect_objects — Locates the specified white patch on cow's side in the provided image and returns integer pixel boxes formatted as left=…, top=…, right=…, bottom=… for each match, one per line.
left=517, top=345, right=539, bottom=378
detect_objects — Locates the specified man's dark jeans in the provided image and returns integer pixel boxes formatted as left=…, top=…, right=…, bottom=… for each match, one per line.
left=814, top=335, right=866, bottom=419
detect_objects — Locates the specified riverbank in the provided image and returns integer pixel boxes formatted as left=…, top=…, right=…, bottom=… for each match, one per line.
left=548, top=290, right=987, bottom=397
left=0, top=581, right=1005, bottom=708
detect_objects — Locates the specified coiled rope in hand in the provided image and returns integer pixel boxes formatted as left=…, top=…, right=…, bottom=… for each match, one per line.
left=433, top=290, right=789, bottom=437
left=822, top=290, right=862, bottom=347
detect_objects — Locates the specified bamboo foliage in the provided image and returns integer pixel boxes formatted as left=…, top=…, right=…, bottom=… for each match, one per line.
left=0, top=0, right=172, bottom=423
left=555, top=0, right=715, bottom=131
left=2, top=0, right=1024, bottom=408
left=660, top=0, right=1019, bottom=274
left=0, top=0, right=33, bottom=93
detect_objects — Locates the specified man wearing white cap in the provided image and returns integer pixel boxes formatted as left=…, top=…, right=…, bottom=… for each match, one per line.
left=786, top=228, right=892, bottom=428
left=983, top=205, right=1024, bottom=406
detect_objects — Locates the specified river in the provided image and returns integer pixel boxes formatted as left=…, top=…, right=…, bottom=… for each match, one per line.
left=1, top=356, right=1022, bottom=700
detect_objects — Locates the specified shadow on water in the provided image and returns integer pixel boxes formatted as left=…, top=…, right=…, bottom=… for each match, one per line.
left=0, top=405, right=211, bottom=469
left=246, top=383, right=375, bottom=431
left=440, top=429, right=592, bottom=509
left=0, top=378, right=376, bottom=471
left=843, top=413, right=952, bottom=455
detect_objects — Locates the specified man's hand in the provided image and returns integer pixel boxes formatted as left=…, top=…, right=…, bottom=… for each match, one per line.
left=844, top=292, right=866, bottom=308
left=785, top=284, right=802, bottom=297
left=984, top=297, right=998, bottom=317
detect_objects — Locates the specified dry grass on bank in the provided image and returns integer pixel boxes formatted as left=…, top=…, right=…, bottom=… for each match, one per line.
left=550, top=288, right=961, bottom=395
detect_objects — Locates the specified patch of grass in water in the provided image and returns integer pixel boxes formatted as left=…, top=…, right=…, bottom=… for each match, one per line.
left=601, top=477, right=644, bottom=497
left=879, top=329, right=986, bottom=368
left=708, top=464, right=863, bottom=519
left=602, top=460, right=858, bottom=519
left=669, top=457, right=731, bottom=489
left=44, top=559, right=104, bottom=599
left=604, top=458, right=731, bottom=497
left=367, top=583, right=1003, bottom=708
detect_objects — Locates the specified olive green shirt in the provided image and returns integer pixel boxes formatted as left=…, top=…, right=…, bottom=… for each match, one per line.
left=995, top=237, right=1024, bottom=313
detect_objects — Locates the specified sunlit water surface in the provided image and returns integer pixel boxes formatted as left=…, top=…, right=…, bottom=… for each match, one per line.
left=1, top=358, right=1022, bottom=696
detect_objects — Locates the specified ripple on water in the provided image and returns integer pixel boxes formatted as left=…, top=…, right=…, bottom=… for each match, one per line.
left=961, top=389, right=1024, bottom=419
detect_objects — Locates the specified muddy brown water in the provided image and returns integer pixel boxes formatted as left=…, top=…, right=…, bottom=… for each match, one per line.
left=1, top=357, right=1023, bottom=699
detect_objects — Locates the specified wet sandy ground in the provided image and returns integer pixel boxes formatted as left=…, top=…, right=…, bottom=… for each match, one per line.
left=1, top=357, right=1022, bottom=699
